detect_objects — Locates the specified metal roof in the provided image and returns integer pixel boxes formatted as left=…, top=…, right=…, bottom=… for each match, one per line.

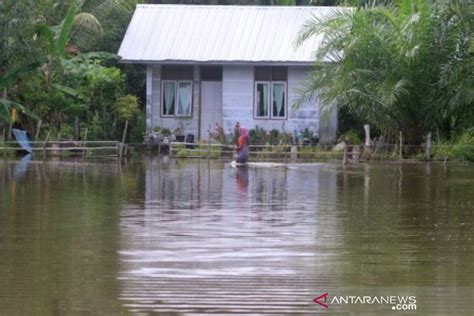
left=118, top=4, right=339, bottom=65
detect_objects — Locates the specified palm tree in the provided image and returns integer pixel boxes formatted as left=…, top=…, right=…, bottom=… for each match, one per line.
left=296, top=0, right=473, bottom=144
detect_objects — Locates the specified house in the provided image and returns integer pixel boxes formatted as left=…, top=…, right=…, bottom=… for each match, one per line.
left=118, top=4, right=338, bottom=142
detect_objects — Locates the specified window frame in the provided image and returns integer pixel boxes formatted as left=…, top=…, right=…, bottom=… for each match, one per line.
left=254, top=81, right=271, bottom=119
left=161, top=80, right=193, bottom=118
left=254, top=81, right=287, bottom=120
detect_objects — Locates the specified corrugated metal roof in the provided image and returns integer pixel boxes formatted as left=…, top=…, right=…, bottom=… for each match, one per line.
left=118, top=5, right=339, bottom=65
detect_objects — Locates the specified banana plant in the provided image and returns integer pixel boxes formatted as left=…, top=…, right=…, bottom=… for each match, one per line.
left=0, top=0, right=103, bottom=124
left=36, top=0, right=102, bottom=57
left=0, top=62, right=42, bottom=123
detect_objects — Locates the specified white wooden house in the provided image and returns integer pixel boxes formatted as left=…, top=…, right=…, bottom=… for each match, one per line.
left=118, top=4, right=338, bottom=142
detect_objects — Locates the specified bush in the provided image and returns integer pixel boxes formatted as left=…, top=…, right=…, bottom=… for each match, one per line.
left=432, top=129, right=474, bottom=162
left=452, top=129, right=474, bottom=162
left=338, top=130, right=362, bottom=145
left=115, top=95, right=139, bottom=121
left=249, top=126, right=267, bottom=145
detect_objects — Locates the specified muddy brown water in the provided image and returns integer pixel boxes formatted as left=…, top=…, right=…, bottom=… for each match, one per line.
left=0, top=157, right=472, bottom=315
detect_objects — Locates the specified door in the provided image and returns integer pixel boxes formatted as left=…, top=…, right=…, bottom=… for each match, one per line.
left=200, top=81, right=222, bottom=140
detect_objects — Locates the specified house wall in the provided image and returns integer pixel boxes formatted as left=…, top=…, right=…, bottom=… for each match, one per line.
left=148, top=65, right=200, bottom=136
left=221, top=65, right=323, bottom=138
left=147, top=64, right=337, bottom=142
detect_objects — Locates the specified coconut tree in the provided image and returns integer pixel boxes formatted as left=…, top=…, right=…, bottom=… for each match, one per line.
left=296, top=0, right=473, bottom=144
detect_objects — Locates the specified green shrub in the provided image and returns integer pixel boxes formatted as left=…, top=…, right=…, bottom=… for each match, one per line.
left=452, top=129, right=474, bottom=161
left=115, top=95, right=139, bottom=121
left=58, top=124, right=74, bottom=139
left=338, top=130, right=362, bottom=145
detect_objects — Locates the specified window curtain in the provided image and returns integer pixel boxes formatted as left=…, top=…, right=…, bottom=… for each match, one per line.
left=164, top=82, right=175, bottom=115
left=178, top=82, right=191, bottom=115
left=263, top=83, right=269, bottom=117
left=273, top=83, right=284, bottom=117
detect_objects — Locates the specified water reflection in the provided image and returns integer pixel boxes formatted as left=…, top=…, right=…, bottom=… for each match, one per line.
left=235, top=166, right=249, bottom=194
left=0, top=158, right=472, bottom=314
left=119, top=158, right=339, bottom=314
left=119, top=159, right=473, bottom=314
left=0, top=160, right=129, bottom=315
left=13, top=153, right=31, bottom=180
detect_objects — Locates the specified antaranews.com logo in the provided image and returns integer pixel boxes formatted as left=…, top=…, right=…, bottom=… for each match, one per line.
left=313, top=293, right=417, bottom=311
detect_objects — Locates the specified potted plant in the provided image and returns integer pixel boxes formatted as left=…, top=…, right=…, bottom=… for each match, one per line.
left=161, top=127, right=172, bottom=144
left=174, top=118, right=190, bottom=142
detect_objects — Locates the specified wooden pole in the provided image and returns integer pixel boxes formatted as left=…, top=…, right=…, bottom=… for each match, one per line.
left=121, top=120, right=129, bottom=146
left=352, top=145, right=360, bottom=162
left=119, top=120, right=129, bottom=161
left=74, top=116, right=80, bottom=141
left=425, top=132, right=432, bottom=161
left=82, top=128, right=88, bottom=159
left=1, top=128, right=4, bottom=159
left=208, top=128, right=211, bottom=160
left=2, top=88, right=9, bottom=142
left=364, top=124, right=371, bottom=161
left=7, top=122, right=12, bottom=142
left=399, top=131, right=403, bottom=161
left=117, top=142, right=121, bottom=160
left=35, top=119, right=42, bottom=141
left=43, top=131, right=50, bottom=159
left=342, top=140, right=348, bottom=165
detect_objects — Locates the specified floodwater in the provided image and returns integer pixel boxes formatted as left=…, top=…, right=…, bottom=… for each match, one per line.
left=0, top=157, right=472, bottom=315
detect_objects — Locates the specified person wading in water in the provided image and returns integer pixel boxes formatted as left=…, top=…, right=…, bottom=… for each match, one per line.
left=236, top=126, right=249, bottom=163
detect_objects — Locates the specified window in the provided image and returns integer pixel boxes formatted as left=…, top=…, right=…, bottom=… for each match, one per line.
left=162, top=81, right=192, bottom=117
left=255, top=82, right=270, bottom=117
left=161, top=65, right=193, bottom=117
left=254, top=67, right=287, bottom=119
left=272, top=82, right=286, bottom=118
left=162, top=81, right=175, bottom=116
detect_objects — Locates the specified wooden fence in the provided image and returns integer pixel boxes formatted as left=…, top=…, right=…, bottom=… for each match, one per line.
left=0, top=140, right=120, bottom=158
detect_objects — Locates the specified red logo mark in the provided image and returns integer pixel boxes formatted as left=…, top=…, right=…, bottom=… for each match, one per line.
left=313, top=293, right=329, bottom=308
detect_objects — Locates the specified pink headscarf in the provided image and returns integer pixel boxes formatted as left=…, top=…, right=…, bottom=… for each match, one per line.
left=240, top=126, right=249, bottom=139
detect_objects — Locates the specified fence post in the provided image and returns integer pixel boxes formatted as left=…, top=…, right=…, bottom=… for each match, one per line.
left=425, top=132, right=432, bottom=161
left=116, top=142, right=121, bottom=160
left=35, top=119, right=42, bottom=141
left=43, top=131, right=50, bottom=159
left=1, top=128, right=4, bottom=159
left=119, top=120, right=129, bottom=162
left=208, top=129, right=211, bottom=159
left=352, top=145, right=360, bottom=162
left=290, top=145, right=298, bottom=161
left=364, top=124, right=371, bottom=161
left=82, top=128, right=88, bottom=160
left=399, top=131, right=403, bottom=161
left=342, top=140, right=348, bottom=165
